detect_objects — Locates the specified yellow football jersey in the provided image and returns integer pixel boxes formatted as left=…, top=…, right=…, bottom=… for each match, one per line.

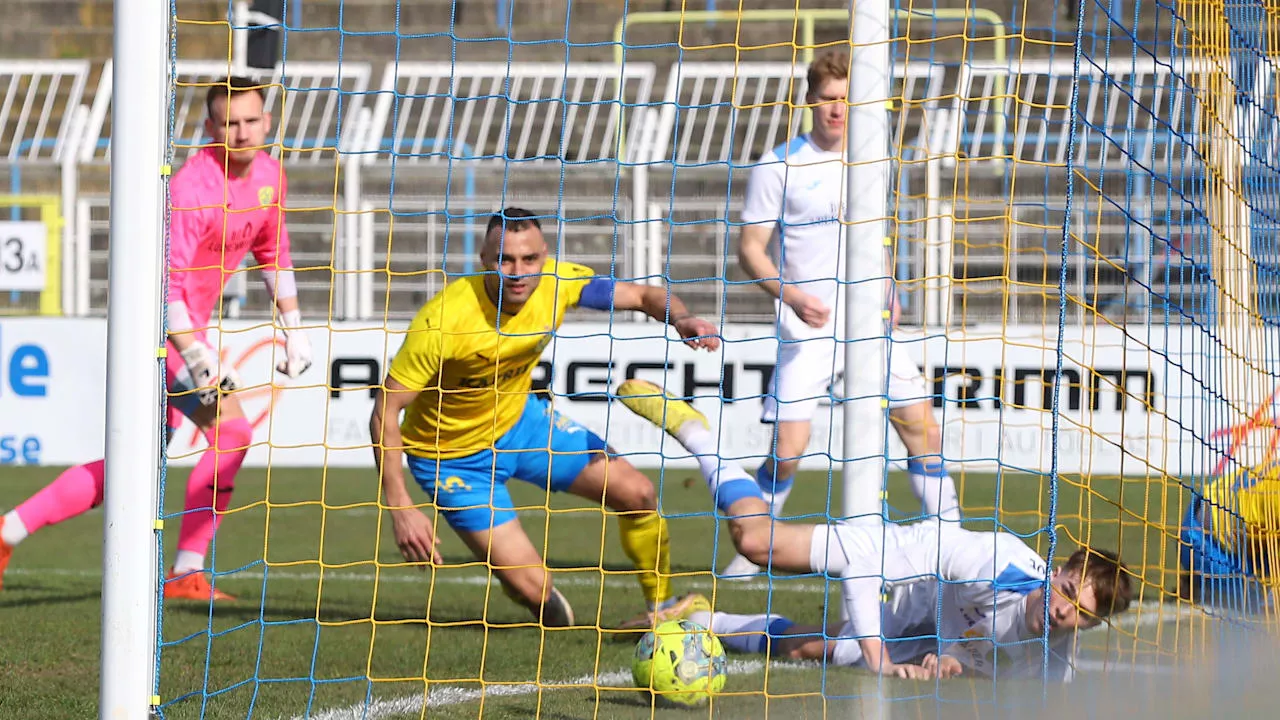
left=1203, top=463, right=1280, bottom=575
left=386, top=258, right=595, bottom=459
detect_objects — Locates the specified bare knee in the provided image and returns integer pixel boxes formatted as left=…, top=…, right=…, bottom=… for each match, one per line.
left=604, top=466, right=657, bottom=513
left=730, top=517, right=774, bottom=566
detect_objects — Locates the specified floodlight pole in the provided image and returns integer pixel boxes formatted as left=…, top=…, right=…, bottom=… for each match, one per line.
left=841, top=0, right=891, bottom=525
left=99, top=0, right=167, bottom=717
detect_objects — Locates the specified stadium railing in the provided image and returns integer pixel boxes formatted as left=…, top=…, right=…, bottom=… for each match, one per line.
left=0, top=59, right=93, bottom=316
left=625, top=60, right=951, bottom=324
left=79, top=59, right=373, bottom=318
left=948, top=55, right=1277, bottom=325
left=0, top=55, right=1243, bottom=327
left=346, top=60, right=659, bottom=320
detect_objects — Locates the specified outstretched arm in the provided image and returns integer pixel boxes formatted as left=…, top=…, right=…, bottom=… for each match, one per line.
left=610, top=281, right=720, bottom=351
left=588, top=279, right=720, bottom=352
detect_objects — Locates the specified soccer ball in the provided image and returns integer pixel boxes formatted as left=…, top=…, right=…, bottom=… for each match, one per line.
left=632, top=619, right=728, bottom=706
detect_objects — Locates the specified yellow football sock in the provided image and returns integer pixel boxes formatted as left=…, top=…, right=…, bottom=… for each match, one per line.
left=617, top=511, right=671, bottom=609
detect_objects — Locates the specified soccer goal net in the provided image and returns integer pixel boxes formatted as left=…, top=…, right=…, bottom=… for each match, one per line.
left=91, top=0, right=1280, bottom=717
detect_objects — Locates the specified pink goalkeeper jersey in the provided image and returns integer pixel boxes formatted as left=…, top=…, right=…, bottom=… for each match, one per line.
left=168, top=147, right=293, bottom=332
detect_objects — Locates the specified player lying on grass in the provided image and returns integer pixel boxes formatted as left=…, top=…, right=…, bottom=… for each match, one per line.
left=725, top=47, right=959, bottom=580
left=615, top=379, right=1134, bottom=680
left=689, top=545, right=1126, bottom=682
left=369, top=208, right=719, bottom=629
left=1179, top=460, right=1280, bottom=611
left=0, top=76, right=312, bottom=601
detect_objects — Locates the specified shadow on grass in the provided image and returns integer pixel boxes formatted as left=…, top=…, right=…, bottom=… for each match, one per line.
left=0, top=590, right=101, bottom=609
left=161, top=598, right=605, bottom=631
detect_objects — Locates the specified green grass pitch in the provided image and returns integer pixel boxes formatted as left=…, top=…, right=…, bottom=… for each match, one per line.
left=0, top=463, right=1203, bottom=719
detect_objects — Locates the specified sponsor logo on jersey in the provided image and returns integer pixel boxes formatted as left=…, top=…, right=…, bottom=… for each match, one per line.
left=456, top=358, right=540, bottom=389
left=440, top=476, right=472, bottom=493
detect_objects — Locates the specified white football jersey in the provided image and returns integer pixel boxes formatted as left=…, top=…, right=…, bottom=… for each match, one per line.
left=739, top=134, right=847, bottom=341
left=827, top=522, right=1076, bottom=681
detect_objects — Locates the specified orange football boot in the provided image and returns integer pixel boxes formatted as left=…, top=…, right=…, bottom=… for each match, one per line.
left=164, top=568, right=237, bottom=602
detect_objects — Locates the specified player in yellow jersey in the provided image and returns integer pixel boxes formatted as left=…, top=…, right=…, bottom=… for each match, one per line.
left=369, top=207, right=721, bottom=629
left=1180, top=461, right=1280, bottom=611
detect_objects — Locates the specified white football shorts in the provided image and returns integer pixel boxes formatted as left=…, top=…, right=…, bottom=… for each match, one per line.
left=761, top=336, right=930, bottom=423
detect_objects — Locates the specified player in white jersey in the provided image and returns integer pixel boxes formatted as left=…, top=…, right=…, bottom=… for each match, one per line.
left=691, top=538, right=1125, bottom=682
left=616, top=379, right=1133, bottom=679
left=725, top=49, right=959, bottom=578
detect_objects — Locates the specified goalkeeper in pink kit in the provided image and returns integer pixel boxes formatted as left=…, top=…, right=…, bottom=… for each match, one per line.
left=0, top=77, right=313, bottom=601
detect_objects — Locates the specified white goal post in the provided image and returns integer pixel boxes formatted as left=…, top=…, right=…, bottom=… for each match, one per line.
left=843, top=0, right=891, bottom=525
left=98, top=0, right=167, bottom=717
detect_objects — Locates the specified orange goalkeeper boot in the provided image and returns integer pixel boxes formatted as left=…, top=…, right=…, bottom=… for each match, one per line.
left=164, top=568, right=237, bottom=602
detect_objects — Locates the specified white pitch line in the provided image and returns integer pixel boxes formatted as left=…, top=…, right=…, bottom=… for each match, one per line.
left=1074, top=659, right=1177, bottom=675
left=289, top=653, right=1178, bottom=720
left=282, top=660, right=772, bottom=720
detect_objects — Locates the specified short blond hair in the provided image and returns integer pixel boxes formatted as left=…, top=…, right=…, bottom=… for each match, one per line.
left=806, top=49, right=849, bottom=97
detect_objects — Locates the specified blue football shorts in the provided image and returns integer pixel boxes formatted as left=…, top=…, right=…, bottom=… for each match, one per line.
left=1181, top=496, right=1246, bottom=578
left=1180, top=496, right=1271, bottom=612
left=405, top=393, right=609, bottom=533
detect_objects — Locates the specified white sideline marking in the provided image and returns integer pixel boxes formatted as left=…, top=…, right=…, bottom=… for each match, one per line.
left=1074, top=659, right=1176, bottom=675
left=287, top=654, right=1175, bottom=720
left=281, top=659, right=771, bottom=720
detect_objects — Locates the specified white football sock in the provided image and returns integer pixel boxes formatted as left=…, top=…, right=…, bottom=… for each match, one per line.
left=909, top=471, right=960, bottom=521
left=753, top=464, right=795, bottom=519
left=675, top=422, right=725, bottom=479
left=701, top=611, right=794, bottom=655
left=1, top=511, right=28, bottom=546
left=761, top=482, right=794, bottom=519
left=677, top=422, right=759, bottom=504
left=173, top=550, right=205, bottom=574
left=674, top=419, right=713, bottom=451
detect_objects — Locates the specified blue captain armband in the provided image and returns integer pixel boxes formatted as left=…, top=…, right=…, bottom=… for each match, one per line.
left=577, top=277, right=617, bottom=310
